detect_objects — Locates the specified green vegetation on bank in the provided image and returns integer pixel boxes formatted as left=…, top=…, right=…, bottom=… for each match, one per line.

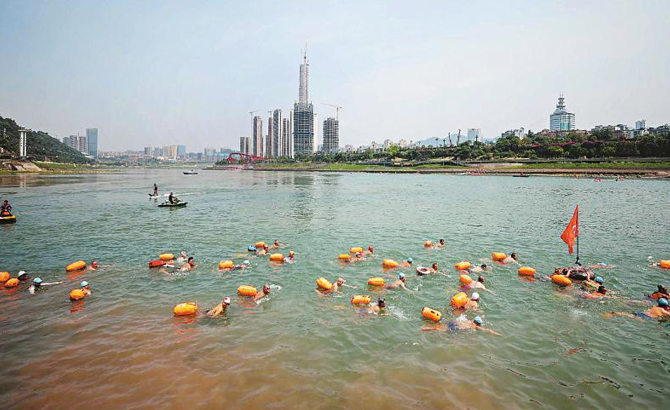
left=513, top=161, right=670, bottom=170
left=0, top=115, right=90, bottom=163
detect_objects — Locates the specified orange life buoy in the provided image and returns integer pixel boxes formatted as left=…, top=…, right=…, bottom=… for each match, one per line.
left=351, top=295, right=371, bottom=305
left=459, top=274, right=473, bottom=284
left=148, top=260, right=165, bottom=268
left=219, top=260, right=234, bottom=269
left=382, top=259, right=399, bottom=269
left=518, top=267, right=536, bottom=276
left=269, top=253, right=284, bottom=262
left=255, top=241, right=266, bottom=249
left=455, top=261, right=471, bottom=271
left=551, top=275, right=572, bottom=286
left=338, top=254, right=351, bottom=261
left=173, top=302, right=198, bottom=316
left=316, top=277, right=333, bottom=291
left=451, top=292, right=469, bottom=307
left=367, top=277, right=385, bottom=287
left=159, top=253, right=175, bottom=262
left=4, top=278, right=19, bottom=288
left=237, top=285, right=257, bottom=296
left=66, top=260, right=87, bottom=272
left=660, top=260, right=670, bottom=269
left=421, top=307, right=442, bottom=322
left=492, top=252, right=507, bottom=262
left=0, top=271, right=9, bottom=282
left=350, top=247, right=363, bottom=254
left=424, top=241, right=433, bottom=247
left=69, top=289, right=85, bottom=301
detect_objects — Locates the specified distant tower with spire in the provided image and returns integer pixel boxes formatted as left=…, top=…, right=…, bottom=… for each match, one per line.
left=550, top=94, right=575, bottom=131
left=293, top=46, right=315, bottom=155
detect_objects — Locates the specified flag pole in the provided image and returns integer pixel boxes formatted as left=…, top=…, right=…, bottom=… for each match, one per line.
left=575, top=207, right=580, bottom=266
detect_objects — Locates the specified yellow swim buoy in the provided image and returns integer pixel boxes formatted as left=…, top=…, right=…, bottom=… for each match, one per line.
left=0, top=271, right=9, bottom=283
left=338, top=254, right=351, bottom=261
left=65, top=260, right=87, bottom=272
left=492, top=252, right=507, bottom=262
left=350, top=247, right=363, bottom=254
left=219, top=260, right=234, bottom=269
left=350, top=295, right=371, bottom=305
left=518, top=267, right=536, bottom=276
left=159, top=253, right=175, bottom=262
left=316, top=277, right=333, bottom=291
left=237, top=285, right=258, bottom=296
left=69, top=289, right=85, bottom=301
left=551, top=275, right=572, bottom=286
left=421, top=307, right=442, bottom=322
left=255, top=241, right=266, bottom=249
left=660, top=260, right=670, bottom=269
left=451, top=292, right=469, bottom=308
left=269, top=253, right=285, bottom=262
left=173, top=302, right=198, bottom=316
left=459, top=274, right=473, bottom=284
left=4, top=278, right=19, bottom=288
left=367, top=277, right=385, bottom=287
left=382, top=259, right=399, bottom=269
left=455, top=261, right=471, bottom=271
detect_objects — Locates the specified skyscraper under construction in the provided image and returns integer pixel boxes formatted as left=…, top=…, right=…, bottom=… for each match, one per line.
left=293, top=49, right=315, bottom=155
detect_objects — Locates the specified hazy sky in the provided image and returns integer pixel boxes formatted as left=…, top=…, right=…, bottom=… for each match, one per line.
left=1, top=0, right=669, bottom=151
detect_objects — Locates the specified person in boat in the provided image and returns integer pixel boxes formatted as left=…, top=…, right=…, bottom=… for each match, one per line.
left=153, top=183, right=158, bottom=196
left=385, top=273, right=409, bottom=291
left=168, top=192, right=177, bottom=204
left=364, top=245, right=374, bottom=256
left=423, top=316, right=500, bottom=335
left=180, top=257, right=197, bottom=271
left=605, top=298, right=670, bottom=320
left=1, top=200, right=12, bottom=216
left=206, top=297, right=231, bottom=318
left=647, top=285, right=669, bottom=301
left=470, top=264, right=488, bottom=273
left=502, top=253, right=518, bottom=264
left=80, top=281, right=92, bottom=296
left=254, top=284, right=271, bottom=302
left=28, top=277, right=63, bottom=294
left=369, top=298, right=386, bottom=314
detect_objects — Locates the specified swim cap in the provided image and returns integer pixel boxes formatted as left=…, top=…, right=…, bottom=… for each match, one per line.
left=17, top=271, right=27, bottom=277
left=407, top=258, right=413, bottom=263
left=599, top=262, right=606, bottom=266
left=33, top=277, right=43, bottom=284
left=398, top=273, right=406, bottom=279
left=80, top=281, right=89, bottom=288
left=223, top=297, right=231, bottom=305
left=659, top=298, right=669, bottom=307
left=248, top=246, right=256, bottom=252
left=471, top=292, right=480, bottom=301
left=243, top=260, right=250, bottom=265
left=595, top=277, right=604, bottom=284
left=474, top=316, right=483, bottom=325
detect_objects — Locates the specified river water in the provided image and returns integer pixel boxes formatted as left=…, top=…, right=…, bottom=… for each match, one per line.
left=1, top=169, right=668, bottom=410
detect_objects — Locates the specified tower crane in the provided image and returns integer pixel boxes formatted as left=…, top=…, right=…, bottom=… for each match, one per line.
left=321, top=103, right=342, bottom=121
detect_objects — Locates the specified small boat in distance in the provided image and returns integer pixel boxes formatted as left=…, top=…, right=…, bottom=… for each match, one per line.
left=513, top=173, right=530, bottom=177
left=158, top=201, right=188, bottom=208
left=183, top=170, right=198, bottom=175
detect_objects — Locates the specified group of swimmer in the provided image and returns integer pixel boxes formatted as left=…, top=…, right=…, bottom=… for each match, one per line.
left=1, top=261, right=97, bottom=301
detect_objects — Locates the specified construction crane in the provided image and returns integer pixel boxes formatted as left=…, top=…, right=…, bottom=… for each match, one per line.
left=456, top=129, right=461, bottom=146
left=321, top=103, right=342, bottom=120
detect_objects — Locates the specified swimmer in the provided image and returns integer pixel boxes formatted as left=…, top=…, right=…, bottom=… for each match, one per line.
left=583, top=276, right=604, bottom=290
left=80, top=281, right=92, bottom=296
left=428, top=262, right=439, bottom=274
left=583, top=285, right=613, bottom=299
left=454, top=292, right=479, bottom=312
left=364, top=245, right=374, bottom=256
left=176, top=251, right=188, bottom=265
left=470, top=264, right=488, bottom=273
left=270, top=240, right=287, bottom=249
left=28, top=277, right=63, bottom=295
left=256, top=245, right=269, bottom=256
left=351, top=252, right=366, bottom=262
left=502, top=253, right=519, bottom=264
left=423, top=316, right=500, bottom=335
left=385, top=273, right=410, bottom=291
left=17, top=271, right=30, bottom=281
left=647, top=285, right=669, bottom=300
left=369, top=298, right=386, bottom=314
left=87, top=261, right=99, bottom=271
left=232, top=260, right=251, bottom=271
left=206, top=297, right=231, bottom=318
left=285, top=251, right=296, bottom=263
left=180, top=257, right=197, bottom=271
left=254, top=284, right=271, bottom=302
left=567, top=267, right=594, bottom=282
left=605, top=298, right=670, bottom=320
left=467, top=275, right=487, bottom=290
left=435, top=239, right=446, bottom=248
left=401, top=257, right=413, bottom=267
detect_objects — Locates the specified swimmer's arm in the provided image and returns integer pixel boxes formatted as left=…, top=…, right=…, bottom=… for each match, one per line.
left=477, top=327, right=501, bottom=336
left=341, top=284, right=357, bottom=289
left=43, top=281, right=63, bottom=286
left=421, top=325, right=446, bottom=332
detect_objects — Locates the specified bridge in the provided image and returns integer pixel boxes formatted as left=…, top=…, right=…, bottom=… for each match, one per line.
left=225, top=152, right=264, bottom=163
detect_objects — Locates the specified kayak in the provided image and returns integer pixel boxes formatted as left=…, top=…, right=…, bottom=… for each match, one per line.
left=158, top=202, right=188, bottom=208
left=0, top=214, right=17, bottom=224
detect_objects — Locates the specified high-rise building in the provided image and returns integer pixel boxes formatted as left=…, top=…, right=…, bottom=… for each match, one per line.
left=323, top=117, right=339, bottom=153
left=153, top=147, right=163, bottom=157
left=144, top=146, right=152, bottom=156
left=467, top=128, right=482, bottom=142
left=177, top=145, right=186, bottom=157
left=635, top=120, right=646, bottom=130
left=163, top=145, right=177, bottom=159
left=272, top=109, right=282, bottom=157
left=86, top=128, right=98, bottom=158
left=78, top=135, right=88, bottom=154
left=266, top=116, right=274, bottom=158
left=67, top=135, right=79, bottom=150
left=550, top=95, right=575, bottom=131
left=252, top=115, right=264, bottom=157
left=240, top=136, right=250, bottom=155
left=282, top=115, right=293, bottom=157
left=293, top=50, right=315, bottom=155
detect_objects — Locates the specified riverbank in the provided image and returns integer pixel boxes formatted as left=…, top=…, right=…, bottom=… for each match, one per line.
left=0, top=160, right=118, bottom=175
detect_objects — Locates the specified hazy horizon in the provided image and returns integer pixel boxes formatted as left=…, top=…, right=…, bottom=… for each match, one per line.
left=1, top=0, right=669, bottom=152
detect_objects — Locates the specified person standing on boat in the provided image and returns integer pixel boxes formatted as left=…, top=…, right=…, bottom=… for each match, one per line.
left=168, top=192, right=176, bottom=204
left=153, top=183, right=158, bottom=196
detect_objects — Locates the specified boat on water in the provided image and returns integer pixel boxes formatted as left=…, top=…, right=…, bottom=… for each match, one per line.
left=513, top=173, right=530, bottom=177
left=0, top=214, right=17, bottom=224
left=183, top=170, right=198, bottom=175
left=158, top=201, right=187, bottom=208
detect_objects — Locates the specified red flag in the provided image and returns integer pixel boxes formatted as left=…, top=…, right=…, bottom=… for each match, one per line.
left=561, top=205, right=579, bottom=255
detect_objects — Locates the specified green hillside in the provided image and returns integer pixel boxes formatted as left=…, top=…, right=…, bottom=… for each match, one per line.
left=0, top=115, right=90, bottom=163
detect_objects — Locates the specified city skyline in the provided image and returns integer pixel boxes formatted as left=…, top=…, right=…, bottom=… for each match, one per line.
left=1, top=1, right=669, bottom=152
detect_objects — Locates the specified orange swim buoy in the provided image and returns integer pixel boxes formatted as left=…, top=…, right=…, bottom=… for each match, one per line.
left=219, top=260, right=234, bottom=269
left=382, top=259, right=399, bottom=269
left=424, top=241, right=433, bottom=248
left=255, top=241, right=266, bottom=249
left=338, top=254, right=351, bottom=261
left=351, top=295, right=371, bottom=305
left=237, top=285, right=258, bottom=296
left=159, top=253, right=175, bottom=262
left=451, top=292, right=469, bottom=308
left=459, top=274, right=473, bottom=284
left=69, top=289, right=85, bottom=301
left=149, top=260, right=166, bottom=268
left=421, top=307, right=442, bottom=322
left=367, top=277, right=385, bottom=287
left=517, top=267, right=536, bottom=276
left=66, top=260, right=87, bottom=272
left=316, top=277, right=333, bottom=291
left=350, top=247, right=363, bottom=254
left=455, top=261, right=471, bottom=271
left=660, top=260, right=670, bottom=269
left=4, top=278, right=19, bottom=288
left=173, top=302, right=198, bottom=316
left=551, top=275, right=572, bottom=287
left=269, top=253, right=284, bottom=262
left=492, top=252, right=507, bottom=262
left=0, top=271, right=9, bottom=283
